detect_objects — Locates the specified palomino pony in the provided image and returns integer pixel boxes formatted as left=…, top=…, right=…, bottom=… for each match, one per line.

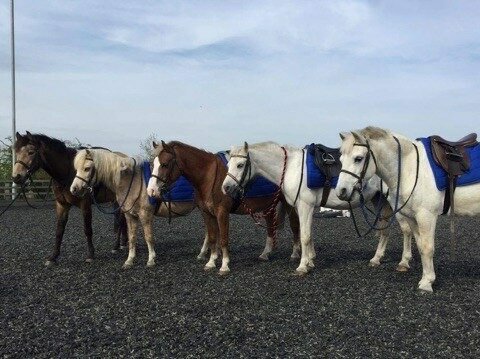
left=12, top=132, right=127, bottom=265
left=222, top=142, right=413, bottom=275
left=336, top=126, right=480, bottom=292
left=146, top=141, right=300, bottom=274
left=70, top=149, right=198, bottom=268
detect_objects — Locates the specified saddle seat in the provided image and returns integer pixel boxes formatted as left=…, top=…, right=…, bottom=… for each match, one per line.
left=431, top=133, right=477, bottom=148
left=429, top=133, right=478, bottom=214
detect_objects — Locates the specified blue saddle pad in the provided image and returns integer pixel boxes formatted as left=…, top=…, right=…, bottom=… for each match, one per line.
left=141, top=161, right=194, bottom=205
left=419, top=138, right=480, bottom=191
left=305, top=144, right=339, bottom=189
left=217, top=152, right=278, bottom=198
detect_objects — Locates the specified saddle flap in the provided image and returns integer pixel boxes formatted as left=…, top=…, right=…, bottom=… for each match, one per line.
left=431, top=138, right=470, bottom=177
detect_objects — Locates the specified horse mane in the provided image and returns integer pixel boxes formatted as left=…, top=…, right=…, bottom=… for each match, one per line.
left=15, top=133, right=73, bottom=153
left=152, top=141, right=213, bottom=157
left=230, top=141, right=297, bottom=155
left=74, top=149, right=132, bottom=189
left=360, top=126, right=390, bottom=140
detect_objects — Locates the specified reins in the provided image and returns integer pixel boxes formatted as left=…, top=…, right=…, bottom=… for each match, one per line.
left=343, top=136, right=420, bottom=237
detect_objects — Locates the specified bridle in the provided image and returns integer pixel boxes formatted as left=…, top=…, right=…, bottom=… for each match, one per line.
left=151, top=148, right=182, bottom=194
left=339, top=140, right=378, bottom=200
left=341, top=134, right=420, bottom=235
left=74, top=155, right=96, bottom=192
left=15, top=148, right=40, bottom=180
left=226, top=153, right=252, bottom=195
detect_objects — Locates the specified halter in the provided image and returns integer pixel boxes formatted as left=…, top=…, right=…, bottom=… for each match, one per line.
left=226, top=153, right=252, bottom=195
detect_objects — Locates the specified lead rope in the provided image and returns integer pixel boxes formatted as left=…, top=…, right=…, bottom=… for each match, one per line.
left=240, top=147, right=288, bottom=248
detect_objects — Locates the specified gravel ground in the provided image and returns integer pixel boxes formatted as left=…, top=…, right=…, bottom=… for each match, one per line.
left=1, top=203, right=480, bottom=358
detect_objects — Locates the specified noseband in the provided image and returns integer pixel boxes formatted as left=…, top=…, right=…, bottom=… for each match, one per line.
left=226, top=153, right=252, bottom=194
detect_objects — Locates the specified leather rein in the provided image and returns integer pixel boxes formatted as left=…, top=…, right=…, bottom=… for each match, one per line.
left=340, top=135, right=420, bottom=237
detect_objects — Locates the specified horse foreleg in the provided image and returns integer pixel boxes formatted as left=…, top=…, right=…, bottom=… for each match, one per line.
left=140, top=212, right=156, bottom=267
left=81, top=203, right=95, bottom=263
left=288, top=207, right=301, bottom=261
left=112, top=203, right=121, bottom=253
left=120, top=213, right=128, bottom=249
left=295, top=202, right=315, bottom=274
left=45, top=201, right=71, bottom=266
left=217, top=209, right=230, bottom=274
left=369, top=196, right=391, bottom=267
left=396, top=215, right=413, bottom=272
left=414, top=213, right=437, bottom=292
left=123, top=214, right=139, bottom=269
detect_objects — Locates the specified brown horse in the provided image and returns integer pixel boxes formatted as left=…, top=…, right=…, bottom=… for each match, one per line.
left=12, top=132, right=127, bottom=266
left=147, top=141, right=300, bottom=274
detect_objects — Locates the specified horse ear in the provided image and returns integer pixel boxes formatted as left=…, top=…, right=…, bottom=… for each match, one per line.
left=152, top=141, right=158, bottom=149
left=244, top=142, right=249, bottom=152
left=161, top=140, right=172, bottom=153
left=85, top=149, right=91, bottom=156
left=26, top=131, right=33, bottom=140
left=15, top=132, right=22, bottom=141
left=339, top=132, right=349, bottom=141
left=351, top=132, right=365, bottom=144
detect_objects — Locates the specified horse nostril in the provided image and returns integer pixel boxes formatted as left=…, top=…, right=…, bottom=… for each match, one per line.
left=340, top=188, right=347, bottom=198
left=224, top=185, right=231, bottom=193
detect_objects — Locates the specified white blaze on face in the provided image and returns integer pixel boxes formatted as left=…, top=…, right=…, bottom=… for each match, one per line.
left=12, top=145, right=36, bottom=180
left=147, top=157, right=161, bottom=197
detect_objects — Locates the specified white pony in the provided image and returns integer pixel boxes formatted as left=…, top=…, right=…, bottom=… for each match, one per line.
left=70, top=149, right=197, bottom=268
left=335, top=126, right=480, bottom=292
left=221, top=142, right=413, bottom=275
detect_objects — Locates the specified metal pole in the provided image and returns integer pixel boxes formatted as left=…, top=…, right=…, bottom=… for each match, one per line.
left=11, top=0, right=16, bottom=199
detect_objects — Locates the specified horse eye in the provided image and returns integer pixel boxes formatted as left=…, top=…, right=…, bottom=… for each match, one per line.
left=84, top=167, right=90, bottom=171
left=354, top=156, right=364, bottom=163
left=28, top=151, right=35, bottom=156
left=160, top=163, right=168, bottom=168
left=237, top=163, right=245, bottom=169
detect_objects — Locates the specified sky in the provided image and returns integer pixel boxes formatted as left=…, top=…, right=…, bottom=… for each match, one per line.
left=1, top=0, right=479, bottom=155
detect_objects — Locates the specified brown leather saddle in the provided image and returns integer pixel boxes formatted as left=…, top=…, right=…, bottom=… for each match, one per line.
left=310, top=144, right=342, bottom=206
left=430, top=133, right=478, bottom=214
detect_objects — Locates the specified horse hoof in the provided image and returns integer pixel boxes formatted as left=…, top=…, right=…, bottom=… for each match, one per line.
left=122, top=263, right=133, bottom=269
left=294, top=269, right=308, bottom=276
left=396, top=265, right=409, bottom=272
left=418, top=283, right=433, bottom=293
left=120, top=246, right=127, bottom=250
left=290, top=256, right=300, bottom=262
left=146, top=261, right=155, bottom=268
left=44, top=260, right=56, bottom=267
left=197, top=254, right=207, bottom=261
left=219, top=269, right=230, bottom=276
left=85, top=258, right=94, bottom=263
left=258, top=254, right=269, bottom=261
left=368, top=261, right=380, bottom=268
left=204, top=265, right=216, bottom=271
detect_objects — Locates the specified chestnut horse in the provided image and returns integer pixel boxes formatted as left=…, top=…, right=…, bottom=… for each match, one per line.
left=12, top=132, right=127, bottom=266
left=147, top=141, right=300, bottom=274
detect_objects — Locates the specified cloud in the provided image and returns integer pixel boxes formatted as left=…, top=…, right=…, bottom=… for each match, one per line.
left=0, top=0, right=479, bottom=153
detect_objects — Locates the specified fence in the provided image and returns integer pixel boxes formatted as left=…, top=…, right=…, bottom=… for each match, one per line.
left=0, top=179, right=54, bottom=201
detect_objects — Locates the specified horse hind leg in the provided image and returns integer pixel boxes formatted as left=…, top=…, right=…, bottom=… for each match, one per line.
left=259, top=210, right=276, bottom=261
left=197, top=230, right=210, bottom=261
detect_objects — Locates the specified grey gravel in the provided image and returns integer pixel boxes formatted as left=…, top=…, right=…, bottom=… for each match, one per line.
left=1, top=204, right=479, bottom=358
